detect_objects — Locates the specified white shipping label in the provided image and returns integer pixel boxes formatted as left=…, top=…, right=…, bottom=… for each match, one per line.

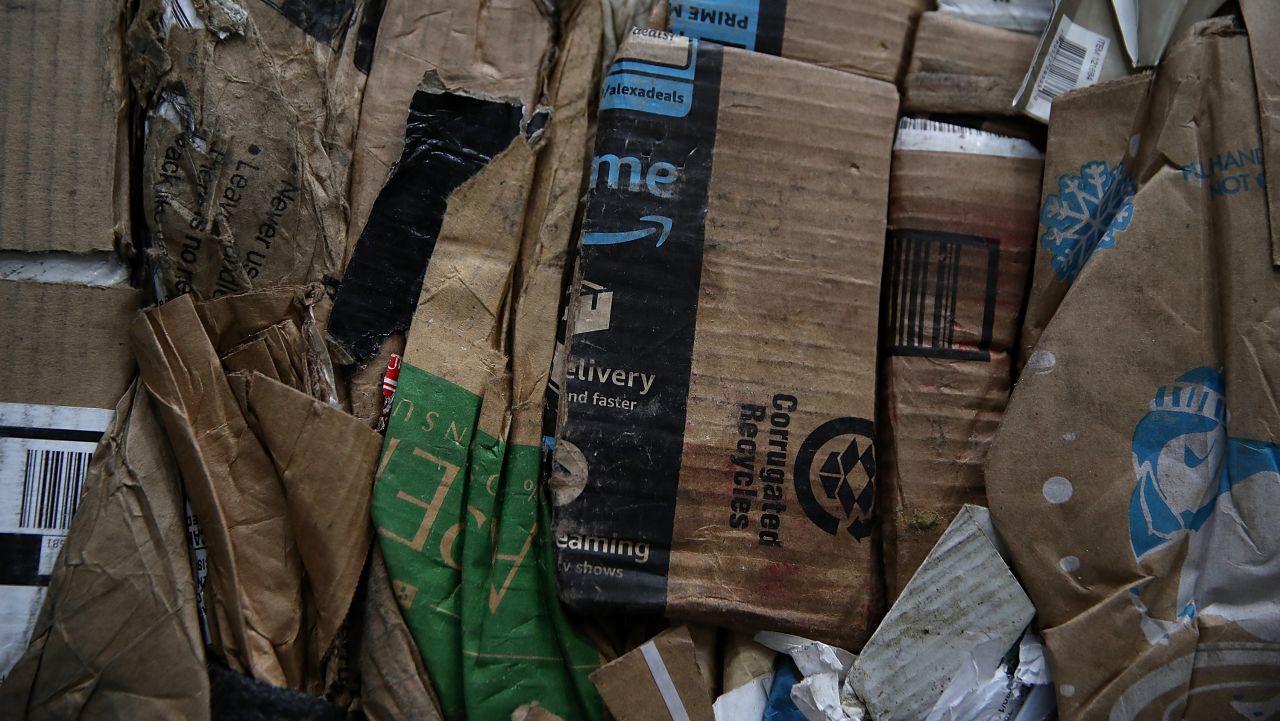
left=894, top=117, right=1045, bottom=160
left=1027, top=17, right=1112, bottom=122
left=0, top=402, right=112, bottom=682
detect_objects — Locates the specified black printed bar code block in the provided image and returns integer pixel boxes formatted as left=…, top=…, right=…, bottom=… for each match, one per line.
left=19, top=448, right=92, bottom=531
left=886, top=228, right=999, bottom=362
left=1035, top=30, right=1088, bottom=104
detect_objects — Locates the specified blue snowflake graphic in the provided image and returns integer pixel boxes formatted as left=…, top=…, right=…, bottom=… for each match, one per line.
left=1040, top=160, right=1136, bottom=283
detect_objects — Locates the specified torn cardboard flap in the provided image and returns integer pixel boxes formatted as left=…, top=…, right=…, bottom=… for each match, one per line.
left=987, top=22, right=1280, bottom=719
left=555, top=27, right=898, bottom=649
left=343, top=0, right=556, bottom=265
left=132, top=0, right=368, bottom=299
left=846, top=506, right=1035, bottom=721
left=591, top=627, right=716, bottom=721
left=131, top=287, right=380, bottom=693
left=327, top=85, right=526, bottom=366
left=0, top=383, right=210, bottom=721
left=0, top=1, right=130, bottom=254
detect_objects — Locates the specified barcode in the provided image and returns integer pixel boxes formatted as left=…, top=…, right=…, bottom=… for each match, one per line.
left=18, top=449, right=92, bottom=531
left=886, top=229, right=999, bottom=362
left=1034, top=32, right=1088, bottom=104
left=899, top=117, right=970, bottom=135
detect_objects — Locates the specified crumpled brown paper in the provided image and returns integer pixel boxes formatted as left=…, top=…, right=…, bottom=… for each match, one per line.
left=0, top=382, right=209, bottom=721
left=131, top=286, right=381, bottom=693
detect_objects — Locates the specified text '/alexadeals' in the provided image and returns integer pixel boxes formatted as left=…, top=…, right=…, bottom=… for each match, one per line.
left=602, top=81, right=687, bottom=108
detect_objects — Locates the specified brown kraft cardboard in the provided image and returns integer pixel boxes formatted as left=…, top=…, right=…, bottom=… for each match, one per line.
left=553, top=27, right=897, bottom=649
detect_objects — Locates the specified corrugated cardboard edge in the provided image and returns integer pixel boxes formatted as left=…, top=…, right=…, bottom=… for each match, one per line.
left=1240, top=0, right=1280, bottom=266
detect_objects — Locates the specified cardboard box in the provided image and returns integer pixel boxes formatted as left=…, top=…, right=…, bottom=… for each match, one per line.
left=591, top=627, right=715, bottom=721
left=662, top=0, right=928, bottom=83
left=0, top=2, right=129, bottom=253
left=552, top=28, right=897, bottom=648
left=903, top=12, right=1039, bottom=117
left=988, top=21, right=1280, bottom=718
left=878, top=119, right=1042, bottom=600
left=0, top=281, right=140, bottom=682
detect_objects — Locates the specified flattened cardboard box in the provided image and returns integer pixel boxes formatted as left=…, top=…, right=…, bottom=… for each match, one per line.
left=879, top=120, right=1041, bottom=601
left=0, top=281, right=140, bottom=681
left=903, top=12, right=1039, bottom=117
left=553, top=28, right=897, bottom=648
left=661, top=0, right=928, bottom=83
left=0, top=1, right=129, bottom=253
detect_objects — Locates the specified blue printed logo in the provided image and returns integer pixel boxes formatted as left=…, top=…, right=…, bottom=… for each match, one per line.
left=600, top=50, right=697, bottom=118
left=1040, top=161, right=1136, bottom=283
left=1130, top=367, right=1280, bottom=559
left=582, top=216, right=672, bottom=247
left=1129, top=368, right=1230, bottom=559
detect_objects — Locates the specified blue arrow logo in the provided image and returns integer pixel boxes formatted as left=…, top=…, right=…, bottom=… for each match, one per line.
left=582, top=215, right=673, bottom=247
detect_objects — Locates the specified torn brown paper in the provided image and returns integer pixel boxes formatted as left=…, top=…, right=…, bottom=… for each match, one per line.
left=1017, top=72, right=1153, bottom=370
left=987, top=20, right=1280, bottom=720
left=0, top=382, right=209, bottom=721
left=132, top=287, right=379, bottom=693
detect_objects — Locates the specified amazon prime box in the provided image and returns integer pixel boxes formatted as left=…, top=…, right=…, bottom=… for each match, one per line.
left=552, top=27, right=898, bottom=649
left=662, top=0, right=929, bottom=83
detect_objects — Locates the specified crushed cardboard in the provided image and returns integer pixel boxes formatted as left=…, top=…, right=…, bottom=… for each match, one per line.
left=129, top=0, right=368, bottom=299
